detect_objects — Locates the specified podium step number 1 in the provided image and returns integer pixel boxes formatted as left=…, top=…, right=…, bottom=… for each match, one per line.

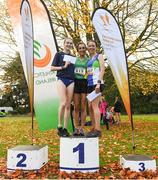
left=60, top=137, right=99, bottom=173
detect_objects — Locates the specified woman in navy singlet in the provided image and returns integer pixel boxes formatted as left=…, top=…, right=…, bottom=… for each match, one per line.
left=51, top=37, right=75, bottom=137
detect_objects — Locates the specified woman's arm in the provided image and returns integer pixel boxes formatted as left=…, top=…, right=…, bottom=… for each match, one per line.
left=51, top=66, right=63, bottom=71
left=98, top=54, right=105, bottom=81
left=51, top=62, right=70, bottom=71
left=95, top=54, right=105, bottom=93
left=51, top=52, right=70, bottom=71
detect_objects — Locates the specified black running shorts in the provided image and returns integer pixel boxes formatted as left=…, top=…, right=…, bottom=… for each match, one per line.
left=74, top=79, right=87, bottom=94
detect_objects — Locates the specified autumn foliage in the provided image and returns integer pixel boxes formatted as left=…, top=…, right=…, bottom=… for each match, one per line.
left=0, top=158, right=158, bottom=179
left=0, top=116, right=158, bottom=179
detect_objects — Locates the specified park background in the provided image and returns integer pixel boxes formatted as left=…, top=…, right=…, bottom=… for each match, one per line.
left=0, top=0, right=158, bottom=179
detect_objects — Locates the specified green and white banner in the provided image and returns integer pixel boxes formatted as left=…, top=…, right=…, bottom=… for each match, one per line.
left=7, top=0, right=60, bottom=131
left=30, top=0, right=59, bottom=131
left=20, top=0, right=34, bottom=112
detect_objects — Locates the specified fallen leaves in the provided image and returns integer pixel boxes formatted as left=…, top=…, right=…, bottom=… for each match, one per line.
left=119, top=168, right=158, bottom=179
left=0, top=118, right=158, bottom=178
left=0, top=158, right=158, bottom=179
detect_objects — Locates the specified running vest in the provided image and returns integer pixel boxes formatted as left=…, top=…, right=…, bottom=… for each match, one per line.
left=74, top=56, right=89, bottom=79
left=87, top=54, right=100, bottom=86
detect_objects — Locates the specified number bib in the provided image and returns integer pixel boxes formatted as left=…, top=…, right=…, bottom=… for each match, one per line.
left=75, top=67, right=86, bottom=75
left=87, top=67, right=94, bottom=75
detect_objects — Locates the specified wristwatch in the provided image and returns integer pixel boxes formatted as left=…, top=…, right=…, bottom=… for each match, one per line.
left=97, top=80, right=101, bottom=84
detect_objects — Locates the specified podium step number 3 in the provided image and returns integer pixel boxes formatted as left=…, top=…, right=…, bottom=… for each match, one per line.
left=60, top=137, right=99, bottom=173
left=120, top=155, right=156, bottom=172
left=7, top=145, right=48, bottom=171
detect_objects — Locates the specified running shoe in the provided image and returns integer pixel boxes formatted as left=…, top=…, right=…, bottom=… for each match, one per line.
left=86, top=129, right=101, bottom=137
left=57, top=127, right=63, bottom=137
left=73, top=128, right=80, bottom=136
left=79, top=128, right=85, bottom=136
left=62, top=128, right=70, bottom=137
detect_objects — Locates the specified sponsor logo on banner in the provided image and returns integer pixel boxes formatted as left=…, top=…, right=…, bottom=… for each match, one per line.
left=100, top=14, right=110, bottom=26
left=34, top=40, right=52, bottom=68
left=24, top=7, right=29, bottom=20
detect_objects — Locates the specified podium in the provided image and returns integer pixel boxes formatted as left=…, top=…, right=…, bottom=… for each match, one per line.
left=60, top=137, right=99, bottom=173
left=7, top=145, right=48, bottom=171
left=120, top=155, right=156, bottom=172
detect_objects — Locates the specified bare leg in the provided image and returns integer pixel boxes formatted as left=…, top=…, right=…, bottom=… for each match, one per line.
left=80, top=93, right=87, bottom=129
left=63, top=83, right=74, bottom=129
left=92, top=96, right=101, bottom=131
left=73, top=93, right=80, bottom=129
left=115, top=112, right=121, bottom=123
left=88, top=102, right=95, bottom=130
left=118, top=113, right=121, bottom=122
left=115, top=113, right=118, bottom=121
left=57, top=80, right=67, bottom=127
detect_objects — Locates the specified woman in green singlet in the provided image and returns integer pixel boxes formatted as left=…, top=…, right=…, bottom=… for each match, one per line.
left=73, top=42, right=89, bottom=136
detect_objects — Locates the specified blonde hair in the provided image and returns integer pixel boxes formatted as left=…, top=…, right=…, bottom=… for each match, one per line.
left=64, top=37, right=73, bottom=44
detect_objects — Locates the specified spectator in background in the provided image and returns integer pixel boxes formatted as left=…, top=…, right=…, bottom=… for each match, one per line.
left=114, top=96, right=122, bottom=124
left=99, top=96, right=108, bottom=124
left=105, top=106, right=115, bottom=125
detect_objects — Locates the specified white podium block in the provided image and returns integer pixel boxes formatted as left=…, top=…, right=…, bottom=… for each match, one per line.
left=7, top=145, right=48, bottom=171
left=120, top=155, right=156, bottom=172
left=60, top=137, right=99, bottom=173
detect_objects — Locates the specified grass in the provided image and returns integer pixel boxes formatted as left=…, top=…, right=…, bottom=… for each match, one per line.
left=0, top=114, right=158, bottom=166
left=122, top=114, right=158, bottom=121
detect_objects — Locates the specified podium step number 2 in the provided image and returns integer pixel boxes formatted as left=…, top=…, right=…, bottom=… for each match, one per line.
left=7, top=145, right=48, bottom=171
left=60, top=137, right=99, bottom=173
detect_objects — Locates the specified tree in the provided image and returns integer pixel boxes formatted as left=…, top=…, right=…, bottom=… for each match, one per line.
left=47, top=0, right=158, bottom=104
left=0, top=0, right=29, bottom=113
left=0, top=0, right=18, bottom=64
left=0, top=0, right=158, bottom=114
left=130, top=66, right=158, bottom=95
left=103, top=65, right=158, bottom=114
left=0, top=0, right=19, bottom=90
left=1, top=53, right=29, bottom=113
left=47, top=0, right=158, bottom=71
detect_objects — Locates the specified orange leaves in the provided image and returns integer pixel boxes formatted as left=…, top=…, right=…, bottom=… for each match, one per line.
left=48, top=0, right=93, bottom=45
left=0, top=118, right=158, bottom=178
left=119, top=168, right=158, bottom=179
left=130, top=68, right=158, bottom=95
left=0, top=151, right=158, bottom=179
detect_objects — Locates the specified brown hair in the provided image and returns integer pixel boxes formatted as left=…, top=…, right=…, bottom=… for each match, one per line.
left=87, top=40, right=97, bottom=46
left=77, top=41, right=86, bottom=51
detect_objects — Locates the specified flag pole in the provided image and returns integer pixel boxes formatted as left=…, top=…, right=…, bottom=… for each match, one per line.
left=31, top=5, right=34, bottom=146
left=127, top=56, right=135, bottom=153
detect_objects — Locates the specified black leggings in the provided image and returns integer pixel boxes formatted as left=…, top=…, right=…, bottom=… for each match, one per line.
left=103, top=116, right=109, bottom=130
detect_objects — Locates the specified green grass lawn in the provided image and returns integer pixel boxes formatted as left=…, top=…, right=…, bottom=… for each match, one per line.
left=0, top=114, right=158, bottom=159
left=0, top=114, right=158, bottom=178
